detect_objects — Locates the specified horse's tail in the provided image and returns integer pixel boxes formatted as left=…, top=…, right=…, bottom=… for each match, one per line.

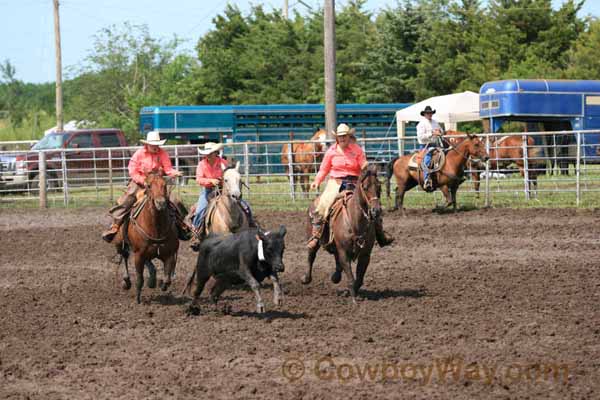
left=385, top=157, right=398, bottom=198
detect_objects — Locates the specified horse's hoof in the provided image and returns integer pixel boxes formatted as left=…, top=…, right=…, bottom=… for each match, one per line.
left=331, top=271, right=342, bottom=284
left=274, top=296, right=283, bottom=307
left=301, top=274, right=312, bottom=285
left=256, top=303, right=266, bottom=314
left=122, top=277, right=132, bottom=290
left=186, top=305, right=201, bottom=316
left=160, top=281, right=170, bottom=292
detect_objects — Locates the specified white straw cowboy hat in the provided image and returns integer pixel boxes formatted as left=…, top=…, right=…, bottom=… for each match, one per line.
left=140, top=130, right=167, bottom=146
left=332, top=123, right=355, bottom=137
left=199, top=142, right=224, bottom=155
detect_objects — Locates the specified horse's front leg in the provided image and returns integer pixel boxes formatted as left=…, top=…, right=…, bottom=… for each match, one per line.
left=160, top=253, right=177, bottom=292
left=353, top=247, right=373, bottom=294
left=145, top=260, right=157, bottom=288
left=270, top=273, right=284, bottom=307
left=302, top=245, right=319, bottom=285
left=337, top=248, right=357, bottom=304
left=121, top=253, right=132, bottom=290
left=439, top=185, right=452, bottom=209
left=450, top=184, right=459, bottom=212
left=133, top=252, right=145, bottom=304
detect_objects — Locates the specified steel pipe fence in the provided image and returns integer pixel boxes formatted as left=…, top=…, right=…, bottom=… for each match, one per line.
left=1, top=130, right=600, bottom=208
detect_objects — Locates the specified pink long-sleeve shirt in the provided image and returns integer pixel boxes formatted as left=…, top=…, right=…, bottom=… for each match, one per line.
left=128, top=147, right=177, bottom=185
left=195, top=156, right=228, bottom=188
left=314, top=143, right=367, bottom=186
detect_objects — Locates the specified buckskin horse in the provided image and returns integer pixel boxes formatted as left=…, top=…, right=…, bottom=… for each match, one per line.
left=182, top=162, right=249, bottom=294
left=386, top=133, right=489, bottom=215
left=281, top=129, right=327, bottom=196
left=301, top=164, right=382, bottom=303
left=446, top=132, right=544, bottom=198
left=114, top=173, right=180, bottom=304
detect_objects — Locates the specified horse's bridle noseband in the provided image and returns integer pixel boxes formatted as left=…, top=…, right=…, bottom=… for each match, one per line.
left=358, top=172, right=380, bottom=220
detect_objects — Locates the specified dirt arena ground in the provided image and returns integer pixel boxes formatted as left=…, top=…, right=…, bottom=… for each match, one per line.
left=1, top=206, right=599, bottom=399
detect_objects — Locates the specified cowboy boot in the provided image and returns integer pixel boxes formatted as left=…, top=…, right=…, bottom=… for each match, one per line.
left=102, top=222, right=121, bottom=243
left=307, top=215, right=325, bottom=250
left=190, top=221, right=206, bottom=252
left=374, top=217, right=394, bottom=247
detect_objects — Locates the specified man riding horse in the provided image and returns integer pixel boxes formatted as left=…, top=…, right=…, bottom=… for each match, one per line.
left=101, top=130, right=192, bottom=243
left=417, top=105, right=443, bottom=191
left=307, top=123, right=394, bottom=249
left=190, top=142, right=255, bottom=250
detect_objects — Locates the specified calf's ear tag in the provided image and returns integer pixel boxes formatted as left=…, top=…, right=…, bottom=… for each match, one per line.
left=257, top=238, right=266, bottom=261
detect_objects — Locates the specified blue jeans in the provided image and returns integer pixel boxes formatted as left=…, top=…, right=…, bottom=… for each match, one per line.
left=420, top=144, right=436, bottom=183
left=192, top=188, right=212, bottom=228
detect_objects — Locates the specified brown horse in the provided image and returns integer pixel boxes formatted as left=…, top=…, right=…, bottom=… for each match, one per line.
left=281, top=129, right=327, bottom=196
left=386, top=134, right=489, bottom=215
left=115, top=173, right=180, bottom=304
left=301, top=165, right=382, bottom=303
left=447, top=133, right=544, bottom=197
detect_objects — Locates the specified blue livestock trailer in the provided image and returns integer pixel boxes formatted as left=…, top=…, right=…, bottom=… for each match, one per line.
left=139, top=103, right=411, bottom=173
left=479, top=79, right=600, bottom=159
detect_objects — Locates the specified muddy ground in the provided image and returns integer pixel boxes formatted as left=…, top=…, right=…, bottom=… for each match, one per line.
left=1, top=206, right=599, bottom=399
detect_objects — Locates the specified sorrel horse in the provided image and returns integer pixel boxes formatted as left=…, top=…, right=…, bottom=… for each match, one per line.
left=114, top=173, right=180, bottom=304
left=386, top=134, right=489, bottom=215
left=182, top=162, right=249, bottom=294
left=281, top=129, right=327, bottom=196
left=446, top=132, right=544, bottom=197
left=301, top=165, right=382, bottom=303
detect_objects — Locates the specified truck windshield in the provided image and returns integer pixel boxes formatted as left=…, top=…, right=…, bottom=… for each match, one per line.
left=31, top=133, right=67, bottom=150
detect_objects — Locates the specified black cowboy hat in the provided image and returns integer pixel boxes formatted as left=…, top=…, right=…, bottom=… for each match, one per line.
left=420, top=105, right=436, bottom=116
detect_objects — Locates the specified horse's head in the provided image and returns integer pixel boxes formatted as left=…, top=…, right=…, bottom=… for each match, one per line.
left=359, top=164, right=382, bottom=220
left=145, top=173, right=169, bottom=211
left=223, top=162, right=242, bottom=200
left=463, top=133, right=490, bottom=163
left=313, top=129, right=328, bottom=152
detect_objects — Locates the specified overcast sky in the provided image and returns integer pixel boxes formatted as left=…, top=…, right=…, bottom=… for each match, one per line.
left=1, top=0, right=597, bottom=84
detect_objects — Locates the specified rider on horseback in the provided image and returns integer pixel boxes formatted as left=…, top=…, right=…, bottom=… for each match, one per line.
left=417, top=105, right=443, bottom=191
left=101, top=130, right=192, bottom=243
left=190, top=142, right=255, bottom=249
left=307, top=123, right=394, bottom=250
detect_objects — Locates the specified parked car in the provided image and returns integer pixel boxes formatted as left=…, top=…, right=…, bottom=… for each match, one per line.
left=0, top=129, right=198, bottom=192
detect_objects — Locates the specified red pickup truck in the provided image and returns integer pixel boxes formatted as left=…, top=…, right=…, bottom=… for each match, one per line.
left=0, top=129, right=198, bottom=191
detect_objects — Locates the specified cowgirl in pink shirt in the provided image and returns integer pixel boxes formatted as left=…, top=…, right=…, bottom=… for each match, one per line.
left=102, top=131, right=186, bottom=242
left=307, top=124, right=393, bottom=249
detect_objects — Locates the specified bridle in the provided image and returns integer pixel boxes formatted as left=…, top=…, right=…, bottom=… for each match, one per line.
left=130, top=175, right=170, bottom=244
left=446, top=136, right=486, bottom=164
left=357, top=171, right=381, bottom=221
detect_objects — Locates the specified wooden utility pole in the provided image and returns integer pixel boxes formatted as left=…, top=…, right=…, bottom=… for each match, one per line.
left=53, top=0, right=64, bottom=132
left=283, top=0, right=288, bottom=19
left=324, top=0, right=336, bottom=139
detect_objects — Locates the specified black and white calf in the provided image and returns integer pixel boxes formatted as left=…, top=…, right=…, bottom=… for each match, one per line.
left=189, top=226, right=286, bottom=314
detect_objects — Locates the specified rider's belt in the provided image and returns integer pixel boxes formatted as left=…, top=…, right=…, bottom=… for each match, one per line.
left=334, top=176, right=358, bottom=184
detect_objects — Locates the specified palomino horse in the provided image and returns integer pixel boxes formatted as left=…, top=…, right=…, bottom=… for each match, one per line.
left=386, top=134, right=489, bottom=215
left=301, top=165, right=382, bottom=303
left=281, top=129, right=327, bottom=196
left=182, top=162, right=249, bottom=294
left=446, top=132, right=544, bottom=197
left=114, top=173, right=180, bottom=304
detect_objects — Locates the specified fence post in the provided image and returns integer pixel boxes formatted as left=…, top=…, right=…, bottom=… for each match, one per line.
left=522, top=134, right=530, bottom=200
left=174, top=146, right=180, bottom=195
left=108, top=148, right=113, bottom=203
left=93, top=148, right=99, bottom=199
left=39, top=151, right=47, bottom=208
left=61, top=150, right=69, bottom=206
left=485, top=134, right=490, bottom=207
left=243, top=142, right=250, bottom=198
left=287, top=140, right=295, bottom=201
left=576, top=131, right=581, bottom=206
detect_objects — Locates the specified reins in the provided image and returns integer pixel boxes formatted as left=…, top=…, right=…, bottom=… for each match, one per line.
left=129, top=184, right=169, bottom=245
